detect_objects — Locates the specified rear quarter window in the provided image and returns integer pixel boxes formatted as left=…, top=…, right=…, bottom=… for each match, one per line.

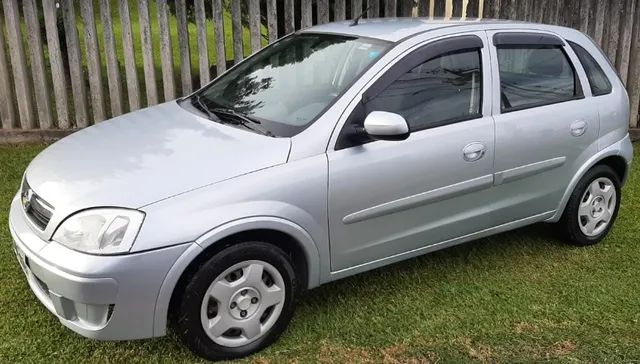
left=567, top=41, right=612, bottom=96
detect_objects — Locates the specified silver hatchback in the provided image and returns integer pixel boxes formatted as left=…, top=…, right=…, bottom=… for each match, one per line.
left=8, top=19, right=633, bottom=360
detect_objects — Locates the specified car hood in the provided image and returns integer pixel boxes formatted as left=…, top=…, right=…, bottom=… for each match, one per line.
left=25, top=101, right=291, bottom=212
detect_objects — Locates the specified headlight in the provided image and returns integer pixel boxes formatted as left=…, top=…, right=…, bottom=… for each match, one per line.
left=52, top=208, right=145, bottom=255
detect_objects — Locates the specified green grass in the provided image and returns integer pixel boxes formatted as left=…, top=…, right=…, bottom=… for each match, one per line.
left=1, top=143, right=639, bottom=363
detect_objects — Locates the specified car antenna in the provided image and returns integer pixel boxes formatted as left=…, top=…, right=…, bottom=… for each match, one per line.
left=350, top=4, right=374, bottom=26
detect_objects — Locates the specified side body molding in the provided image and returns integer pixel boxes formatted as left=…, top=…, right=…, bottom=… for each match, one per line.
left=494, top=157, right=567, bottom=186
left=343, top=175, right=494, bottom=224
left=152, top=216, right=322, bottom=337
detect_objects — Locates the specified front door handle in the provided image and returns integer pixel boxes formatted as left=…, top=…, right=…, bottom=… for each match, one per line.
left=463, top=142, right=486, bottom=162
left=570, top=120, right=587, bottom=137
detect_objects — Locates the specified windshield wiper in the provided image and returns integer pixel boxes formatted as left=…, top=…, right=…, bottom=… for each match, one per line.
left=191, top=94, right=225, bottom=124
left=210, top=108, right=275, bottom=137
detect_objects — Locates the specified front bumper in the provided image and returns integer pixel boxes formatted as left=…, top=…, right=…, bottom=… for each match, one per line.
left=8, top=195, right=191, bottom=340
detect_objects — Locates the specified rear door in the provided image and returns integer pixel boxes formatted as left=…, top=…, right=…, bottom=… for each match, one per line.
left=487, top=31, right=600, bottom=225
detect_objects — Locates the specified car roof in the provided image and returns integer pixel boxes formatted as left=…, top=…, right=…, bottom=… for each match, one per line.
left=301, top=17, right=531, bottom=43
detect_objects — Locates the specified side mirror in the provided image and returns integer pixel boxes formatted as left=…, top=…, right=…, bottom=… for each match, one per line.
left=363, top=111, right=410, bottom=141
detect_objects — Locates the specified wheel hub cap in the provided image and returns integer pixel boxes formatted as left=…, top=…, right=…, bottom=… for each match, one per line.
left=230, top=288, right=260, bottom=319
left=591, top=196, right=604, bottom=217
left=578, top=177, right=616, bottom=237
left=199, top=260, right=286, bottom=348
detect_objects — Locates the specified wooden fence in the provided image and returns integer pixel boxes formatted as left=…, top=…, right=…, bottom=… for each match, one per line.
left=1, top=0, right=639, bottom=132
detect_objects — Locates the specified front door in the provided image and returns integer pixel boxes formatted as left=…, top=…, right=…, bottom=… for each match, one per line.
left=327, top=33, right=496, bottom=273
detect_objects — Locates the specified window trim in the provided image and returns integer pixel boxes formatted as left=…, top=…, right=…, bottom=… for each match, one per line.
left=496, top=43, right=585, bottom=114
left=362, top=35, right=483, bottom=102
left=335, top=35, right=485, bottom=150
left=567, top=40, right=613, bottom=97
left=493, top=32, right=564, bottom=47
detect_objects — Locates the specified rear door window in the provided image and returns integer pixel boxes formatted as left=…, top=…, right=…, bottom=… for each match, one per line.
left=497, top=45, right=581, bottom=112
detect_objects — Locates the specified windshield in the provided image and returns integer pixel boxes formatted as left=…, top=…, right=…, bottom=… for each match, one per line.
left=193, top=33, right=390, bottom=137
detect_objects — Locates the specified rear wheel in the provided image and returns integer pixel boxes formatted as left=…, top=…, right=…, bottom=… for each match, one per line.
left=174, top=242, right=298, bottom=361
left=558, top=165, right=621, bottom=246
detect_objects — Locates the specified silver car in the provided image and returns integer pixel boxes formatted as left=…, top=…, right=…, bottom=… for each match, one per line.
left=8, top=19, right=633, bottom=360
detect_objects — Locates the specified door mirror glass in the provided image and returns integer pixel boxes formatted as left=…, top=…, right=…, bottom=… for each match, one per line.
left=363, top=111, right=410, bottom=141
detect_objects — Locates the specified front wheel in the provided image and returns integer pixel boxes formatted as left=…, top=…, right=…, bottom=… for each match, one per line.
left=558, top=165, right=621, bottom=246
left=174, top=242, right=298, bottom=361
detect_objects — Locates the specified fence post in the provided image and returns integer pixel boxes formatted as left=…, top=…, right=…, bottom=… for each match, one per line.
left=586, top=0, right=597, bottom=37
left=266, top=0, right=278, bottom=43
left=417, top=0, right=428, bottom=17
left=213, top=0, right=227, bottom=74
left=318, top=0, right=330, bottom=24
left=401, top=0, right=413, bottom=16
left=301, top=0, right=312, bottom=27
left=368, top=0, right=380, bottom=18
left=615, top=0, right=636, bottom=85
left=175, top=0, right=192, bottom=95
left=119, top=0, right=141, bottom=111
left=0, top=12, right=16, bottom=129
left=384, top=0, right=398, bottom=18
left=249, top=0, right=262, bottom=52
left=433, top=0, right=446, bottom=17
left=100, top=0, right=124, bottom=117
left=195, top=0, right=210, bottom=86
left=507, top=0, right=517, bottom=19
left=157, top=0, right=176, bottom=100
left=532, top=0, right=545, bottom=23
left=335, top=0, right=346, bottom=21
left=593, top=0, right=607, bottom=45
left=579, top=0, right=590, bottom=32
left=482, top=0, right=493, bottom=18
left=628, top=0, right=640, bottom=128
left=467, top=0, right=480, bottom=18
left=605, top=0, right=624, bottom=63
left=352, top=0, right=363, bottom=19
left=284, top=0, right=294, bottom=32
left=80, top=0, right=106, bottom=123
left=452, top=0, right=463, bottom=17
left=23, top=0, right=53, bottom=128
left=138, top=0, right=159, bottom=106
left=3, top=0, right=35, bottom=129
left=61, top=0, right=88, bottom=127
left=231, top=0, right=244, bottom=63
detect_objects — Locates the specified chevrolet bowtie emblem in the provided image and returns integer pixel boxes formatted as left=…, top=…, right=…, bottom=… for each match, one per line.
left=21, top=188, right=33, bottom=211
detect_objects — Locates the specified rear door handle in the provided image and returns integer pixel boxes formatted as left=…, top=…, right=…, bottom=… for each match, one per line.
left=463, top=142, right=486, bottom=162
left=570, top=120, right=587, bottom=137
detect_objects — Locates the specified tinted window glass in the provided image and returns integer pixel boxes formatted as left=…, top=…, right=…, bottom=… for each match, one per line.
left=365, top=49, right=482, bottom=131
left=196, top=34, right=390, bottom=137
left=568, top=41, right=612, bottom=96
left=497, top=46, right=579, bottom=112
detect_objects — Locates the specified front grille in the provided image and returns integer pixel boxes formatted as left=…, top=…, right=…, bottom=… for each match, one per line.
left=21, top=179, right=54, bottom=230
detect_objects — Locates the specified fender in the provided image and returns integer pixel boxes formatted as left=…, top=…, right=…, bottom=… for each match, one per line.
left=151, top=216, right=323, bottom=337
left=548, top=134, right=633, bottom=222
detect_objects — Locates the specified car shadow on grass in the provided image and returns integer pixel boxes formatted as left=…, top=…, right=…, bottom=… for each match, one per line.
left=302, top=222, right=568, bottom=303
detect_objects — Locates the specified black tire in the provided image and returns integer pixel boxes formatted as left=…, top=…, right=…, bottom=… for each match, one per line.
left=174, top=241, right=298, bottom=361
left=557, top=164, right=621, bottom=246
